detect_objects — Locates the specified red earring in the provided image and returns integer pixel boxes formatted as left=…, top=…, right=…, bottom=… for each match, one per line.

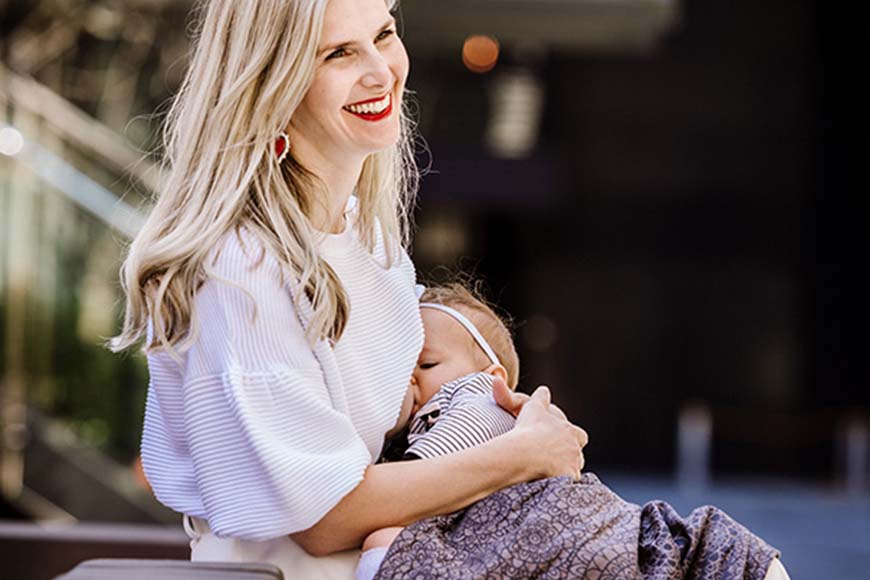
left=275, top=132, right=290, bottom=163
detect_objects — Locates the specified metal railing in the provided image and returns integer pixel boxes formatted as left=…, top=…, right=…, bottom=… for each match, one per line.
left=0, top=63, right=165, bottom=524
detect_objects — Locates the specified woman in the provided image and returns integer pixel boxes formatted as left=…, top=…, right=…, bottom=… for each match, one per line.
left=110, top=0, right=588, bottom=578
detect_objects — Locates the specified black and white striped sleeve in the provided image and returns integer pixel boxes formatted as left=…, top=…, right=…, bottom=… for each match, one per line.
left=405, top=375, right=516, bottom=460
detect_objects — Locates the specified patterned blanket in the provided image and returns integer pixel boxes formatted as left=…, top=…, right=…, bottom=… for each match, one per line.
left=374, top=474, right=778, bottom=579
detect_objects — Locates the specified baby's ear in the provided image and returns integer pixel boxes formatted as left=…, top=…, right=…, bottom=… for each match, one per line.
left=483, top=363, right=509, bottom=386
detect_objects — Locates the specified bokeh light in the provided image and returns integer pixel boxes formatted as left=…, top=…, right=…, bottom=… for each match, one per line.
left=523, top=314, right=559, bottom=352
left=0, top=127, right=25, bottom=156
left=462, top=35, right=500, bottom=73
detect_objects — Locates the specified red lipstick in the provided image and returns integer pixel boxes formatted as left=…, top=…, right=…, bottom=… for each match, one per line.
left=343, top=94, right=393, bottom=121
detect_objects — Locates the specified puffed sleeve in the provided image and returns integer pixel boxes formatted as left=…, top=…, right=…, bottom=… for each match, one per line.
left=181, top=231, right=372, bottom=540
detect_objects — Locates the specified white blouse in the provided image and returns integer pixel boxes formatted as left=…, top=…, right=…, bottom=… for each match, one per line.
left=140, top=208, right=424, bottom=543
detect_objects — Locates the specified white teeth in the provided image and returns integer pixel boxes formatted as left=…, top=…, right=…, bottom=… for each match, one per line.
left=345, top=94, right=390, bottom=115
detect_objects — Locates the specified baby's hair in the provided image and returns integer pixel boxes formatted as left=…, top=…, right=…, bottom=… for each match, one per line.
left=420, top=282, right=520, bottom=390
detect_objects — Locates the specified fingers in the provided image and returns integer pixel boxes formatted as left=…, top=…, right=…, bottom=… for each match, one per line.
left=548, top=403, right=567, bottom=421
left=491, top=376, right=521, bottom=415
left=530, top=385, right=551, bottom=406
left=575, top=426, right=589, bottom=447
left=571, top=428, right=587, bottom=482
left=521, top=385, right=589, bottom=482
left=497, top=383, right=566, bottom=419
left=576, top=431, right=587, bottom=480
left=533, top=387, right=568, bottom=421
left=570, top=442, right=586, bottom=481
left=571, top=446, right=585, bottom=482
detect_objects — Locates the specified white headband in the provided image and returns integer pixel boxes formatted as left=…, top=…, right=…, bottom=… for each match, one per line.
left=419, top=302, right=501, bottom=367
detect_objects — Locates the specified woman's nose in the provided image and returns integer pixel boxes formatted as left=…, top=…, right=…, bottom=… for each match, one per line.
left=360, top=50, right=393, bottom=90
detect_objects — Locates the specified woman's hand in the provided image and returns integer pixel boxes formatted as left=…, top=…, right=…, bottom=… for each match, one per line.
left=492, top=377, right=568, bottom=420
left=494, top=379, right=588, bottom=480
left=491, top=377, right=531, bottom=416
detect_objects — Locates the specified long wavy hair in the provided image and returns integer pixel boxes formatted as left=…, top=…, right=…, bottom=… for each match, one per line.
left=110, top=0, right=418, bottom=354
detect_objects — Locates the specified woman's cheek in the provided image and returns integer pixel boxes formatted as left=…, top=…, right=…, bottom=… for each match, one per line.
left=396, top=51, right=410, bottom=86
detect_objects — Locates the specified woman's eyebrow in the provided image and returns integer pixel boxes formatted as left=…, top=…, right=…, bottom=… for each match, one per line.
left=317, top=17, right=396, bottom=57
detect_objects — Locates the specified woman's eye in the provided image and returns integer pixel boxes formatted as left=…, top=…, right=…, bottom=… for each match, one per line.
left=419, top=362, right=437, bottom=370
left=327, top=30, right=393, bottom=61
left=376, top=29, right=395, bottom=42
left=326, top=48, right=349, bottom=60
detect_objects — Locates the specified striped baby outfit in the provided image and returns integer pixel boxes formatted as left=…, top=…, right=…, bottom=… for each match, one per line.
left=405, top=372, right=516, bottom=460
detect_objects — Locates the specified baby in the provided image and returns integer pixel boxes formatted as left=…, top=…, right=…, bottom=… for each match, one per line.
left=355, top=283, right=790, bottom=580
left=356, top=282, right=521, bottom=580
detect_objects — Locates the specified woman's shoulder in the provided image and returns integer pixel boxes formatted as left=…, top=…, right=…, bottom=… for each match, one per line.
left=205, top=226, right=285, bottom=288
left=188, top=226, right=314, bottom=373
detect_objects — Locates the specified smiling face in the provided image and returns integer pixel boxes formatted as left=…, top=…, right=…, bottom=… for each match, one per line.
left=289, top=0, right=409, bottom=164
left=411, top=308, right=490, bottom=415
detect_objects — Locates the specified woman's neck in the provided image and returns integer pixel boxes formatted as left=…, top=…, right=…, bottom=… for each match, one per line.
left=291, top=139, right=365, bottom=234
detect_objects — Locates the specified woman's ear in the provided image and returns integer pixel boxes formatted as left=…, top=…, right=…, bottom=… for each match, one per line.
left=483, top=363, right=508, bottom=385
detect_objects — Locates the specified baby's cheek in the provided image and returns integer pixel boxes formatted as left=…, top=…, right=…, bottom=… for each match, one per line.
left=417, top=380, right=441, bottom=407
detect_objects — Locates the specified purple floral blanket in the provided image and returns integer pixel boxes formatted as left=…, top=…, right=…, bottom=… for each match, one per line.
left=374, top=474, right=779, bottom=579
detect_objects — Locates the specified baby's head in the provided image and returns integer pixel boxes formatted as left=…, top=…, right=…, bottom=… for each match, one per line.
left=412, top=283, right=520, bottom=414
left=386, top=282, right=520, bottom=439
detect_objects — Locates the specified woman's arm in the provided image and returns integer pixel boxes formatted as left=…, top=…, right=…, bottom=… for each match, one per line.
left=292, top=387, right=587, bottom=556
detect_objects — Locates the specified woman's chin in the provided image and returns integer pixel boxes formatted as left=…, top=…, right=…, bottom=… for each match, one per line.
left=347, top=119, right=401, bottom=155
left=359, top=137, right=400, bottom=157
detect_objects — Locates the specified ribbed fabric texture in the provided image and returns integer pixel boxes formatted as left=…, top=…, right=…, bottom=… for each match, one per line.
left=406, top=373, right=516, bottom=460
left=141, top=209, right=424, bottom=541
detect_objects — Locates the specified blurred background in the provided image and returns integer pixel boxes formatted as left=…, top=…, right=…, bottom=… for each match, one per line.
left=0, top=0, right=867, bottom=578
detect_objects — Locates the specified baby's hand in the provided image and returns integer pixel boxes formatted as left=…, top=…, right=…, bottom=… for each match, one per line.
left=362, top=526, right=405, bottom=551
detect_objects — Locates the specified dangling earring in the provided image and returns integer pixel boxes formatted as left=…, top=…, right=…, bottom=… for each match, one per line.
left=275, top=132, right=290, bottom=164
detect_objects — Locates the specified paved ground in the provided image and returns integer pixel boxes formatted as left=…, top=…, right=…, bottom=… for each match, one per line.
left=599, top=472, right=870, bottom=580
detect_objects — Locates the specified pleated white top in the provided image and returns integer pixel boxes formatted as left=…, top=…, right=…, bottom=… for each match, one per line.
left=140, top=205, right=424, bottom=542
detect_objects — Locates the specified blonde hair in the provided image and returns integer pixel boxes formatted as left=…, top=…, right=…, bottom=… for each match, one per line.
left=420, top=283, right=520, bottom=389
left=110, top=0, right=418, bottom=353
